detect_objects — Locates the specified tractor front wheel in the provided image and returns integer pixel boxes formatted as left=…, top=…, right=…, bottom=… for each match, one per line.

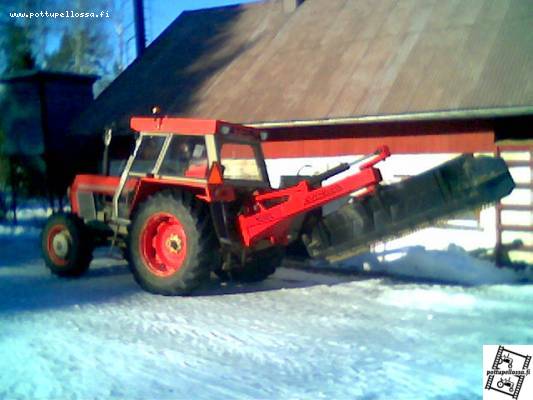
left=128, top=191, right=217, bottom=295
left=41, top=213, right=94, bottom=277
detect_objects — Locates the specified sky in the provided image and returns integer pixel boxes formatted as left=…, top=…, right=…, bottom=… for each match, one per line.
left=146, top=0, right=259, bottom=44
left=111, top=0, right=260, bottom=68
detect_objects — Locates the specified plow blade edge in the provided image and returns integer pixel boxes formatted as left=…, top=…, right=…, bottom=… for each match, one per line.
left=303, top=155, right=515, bottom=262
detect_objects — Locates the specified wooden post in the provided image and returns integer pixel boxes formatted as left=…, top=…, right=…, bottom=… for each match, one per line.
left=495, top=146, right=502, bottom=265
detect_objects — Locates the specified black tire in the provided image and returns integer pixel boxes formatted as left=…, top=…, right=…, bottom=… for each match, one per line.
left=285, top=238, right=310, bottom=260
left=41, top=213, right=93, bottom=277
left=127, top=190, right=218, bottom=295
left=230, top=247, right=285, bottom=283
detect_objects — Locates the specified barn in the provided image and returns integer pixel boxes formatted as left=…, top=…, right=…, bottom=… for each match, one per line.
left=0, top=71, right=97, bottom=216
left=72, top=0, right=533, bottom=262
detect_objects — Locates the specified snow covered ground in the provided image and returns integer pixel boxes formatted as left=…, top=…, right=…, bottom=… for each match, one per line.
left=1, top=207, right=532, bottom=399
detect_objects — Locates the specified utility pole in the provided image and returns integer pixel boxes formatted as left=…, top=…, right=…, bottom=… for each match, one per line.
left=133, top=0, right=146, bottom=57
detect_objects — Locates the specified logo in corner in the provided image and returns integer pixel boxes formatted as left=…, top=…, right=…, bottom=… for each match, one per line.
left=484, top=345, right=532, bottom=399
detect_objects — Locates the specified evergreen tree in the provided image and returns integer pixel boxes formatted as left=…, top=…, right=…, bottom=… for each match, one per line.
left=45, top=0, right=116, bottom=93
left=0, top=20, right=36, bottom=73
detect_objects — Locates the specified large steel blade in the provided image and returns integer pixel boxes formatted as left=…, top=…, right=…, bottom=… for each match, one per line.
left=303, top=155, right=515, bottom=262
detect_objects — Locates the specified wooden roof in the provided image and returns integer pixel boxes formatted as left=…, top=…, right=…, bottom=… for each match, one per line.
left=72, top=0, right=533, bottom=135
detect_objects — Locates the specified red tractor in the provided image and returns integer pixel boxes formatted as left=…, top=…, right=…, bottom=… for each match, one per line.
left=41, top=116, right=515, bottom=295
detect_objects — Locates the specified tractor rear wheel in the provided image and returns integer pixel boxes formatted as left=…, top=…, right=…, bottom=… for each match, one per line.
left=230, top=247, right=285, bottom=283
left=41, top=213, right=94, bottom=277
left=128, top=191, right=217, bottom=295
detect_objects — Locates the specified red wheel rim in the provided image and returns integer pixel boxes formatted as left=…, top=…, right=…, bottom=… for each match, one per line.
left=139, top=212, right=188, bottom=277
left=47, top=224, right=69, bottom=266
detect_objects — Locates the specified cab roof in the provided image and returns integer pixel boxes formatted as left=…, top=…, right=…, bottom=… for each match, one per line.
left=130, top=116, right=260, bottom=138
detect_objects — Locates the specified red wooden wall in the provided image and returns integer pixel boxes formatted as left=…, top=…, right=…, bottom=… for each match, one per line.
left=260, top=119, right=497, bottom=158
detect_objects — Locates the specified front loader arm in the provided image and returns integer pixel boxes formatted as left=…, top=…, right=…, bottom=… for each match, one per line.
left=237, top=147, right=390, bottom=247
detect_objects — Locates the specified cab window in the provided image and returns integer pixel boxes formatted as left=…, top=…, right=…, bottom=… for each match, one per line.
left=159, top=136, right=208, bottom=178
left=219, top=142, right=263, bottom=181
left=130, top=136, right=165, bottom=174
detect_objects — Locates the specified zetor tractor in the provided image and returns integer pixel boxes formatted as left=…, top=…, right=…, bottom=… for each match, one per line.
left=41, top=116, right=515, bottom=295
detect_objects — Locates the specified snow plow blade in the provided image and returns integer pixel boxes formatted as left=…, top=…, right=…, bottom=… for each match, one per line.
left=303, top=155, right=515, bottom=262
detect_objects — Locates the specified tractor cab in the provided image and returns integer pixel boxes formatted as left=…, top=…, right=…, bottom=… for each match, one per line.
left=128, top=116, right=270, bottom=189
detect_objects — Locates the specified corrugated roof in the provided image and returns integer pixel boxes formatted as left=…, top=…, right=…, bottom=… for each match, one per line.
left=72, top=0, right=533, bottom=135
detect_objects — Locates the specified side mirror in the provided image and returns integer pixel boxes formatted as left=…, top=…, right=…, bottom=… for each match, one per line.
left=104, top=128, right=113, bottom=147
left=102, top=128, right=113, bottom=176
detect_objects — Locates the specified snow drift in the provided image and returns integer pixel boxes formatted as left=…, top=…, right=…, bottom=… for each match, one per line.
left=339, top=245, right=532, bottom=286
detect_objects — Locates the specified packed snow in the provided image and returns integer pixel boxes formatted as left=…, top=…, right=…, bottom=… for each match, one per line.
left=1, top=206, right=532, bottom=399
left=337, top=244, right=533, bottom=286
